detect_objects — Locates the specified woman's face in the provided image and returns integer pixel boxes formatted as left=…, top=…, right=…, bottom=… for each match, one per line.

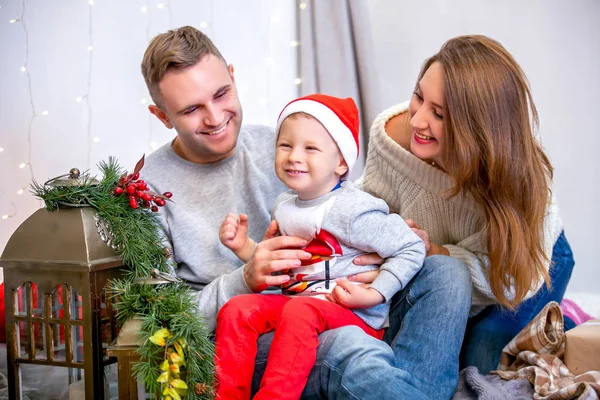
left=408, top=61, right=445, bottom=168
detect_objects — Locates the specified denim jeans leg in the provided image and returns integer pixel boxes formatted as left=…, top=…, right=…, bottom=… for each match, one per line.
left=460, top=231, right=575, bottom=373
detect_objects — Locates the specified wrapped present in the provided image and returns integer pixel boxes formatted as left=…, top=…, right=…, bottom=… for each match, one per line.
left=564, top=319, right=600, bottom=374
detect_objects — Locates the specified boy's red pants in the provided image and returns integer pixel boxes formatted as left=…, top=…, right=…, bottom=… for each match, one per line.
left=214, top=294, right=384, bottom=400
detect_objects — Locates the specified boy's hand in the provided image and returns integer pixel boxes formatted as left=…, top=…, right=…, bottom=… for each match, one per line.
left=326, top=279, right=385, bottom=309
left=219, top=213, right=249, bottom=252
left=220, top=213, right=256, bottom=262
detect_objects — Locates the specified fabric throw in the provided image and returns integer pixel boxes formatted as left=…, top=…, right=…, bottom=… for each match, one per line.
left=492, top=301, right=600, bottom=400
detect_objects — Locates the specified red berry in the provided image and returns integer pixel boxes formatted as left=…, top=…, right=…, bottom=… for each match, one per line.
left=141, top=201, right=150, bottom=208
left=120, top=176, right=127, bottom=184
left=142, top=193, right=153, bottom=201
left=114, top=187, right=124, bottom=195
left=132, top=173, right=140, bottom=180
left=136, top=190, right=144, bottom=198
left=126, top=185, right=136, bottom=195
left=162, top=192, right=173, bottom=198
left=155, top=198, right=166, bottom=207
left=151, top=205, right=159, bottom=212
left=129, top=197, right=138, bottom=209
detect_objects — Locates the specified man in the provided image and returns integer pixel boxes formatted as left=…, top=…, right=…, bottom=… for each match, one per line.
left=141, top=26, right=312, bottom=333
left=140, top=26, right=471, bottom=400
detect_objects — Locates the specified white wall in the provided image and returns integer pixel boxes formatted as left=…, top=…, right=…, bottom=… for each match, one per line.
left=0, top=0, right=298, bottom=281
left=366, top=0, right=600, bottom=294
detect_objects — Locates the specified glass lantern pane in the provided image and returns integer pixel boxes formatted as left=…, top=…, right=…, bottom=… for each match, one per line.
left=51, top=323, right=66, bottom=362
left=31, top=322, right=46, bottom=360
left=51, top=284, right=66, bottom=320
left=70, top=286, right=83, bottom=321
left=15, top=320, right=29, bottom=358
left=14, top=283, right=29, bottom=317
left=31, top=282, right=44, bottom=318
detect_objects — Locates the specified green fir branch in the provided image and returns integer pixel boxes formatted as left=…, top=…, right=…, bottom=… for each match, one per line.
left=32, top=157, right=215, bottom=399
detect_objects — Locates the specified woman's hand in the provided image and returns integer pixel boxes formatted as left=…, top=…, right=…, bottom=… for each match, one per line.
left=348, top=253, right=385, bottom=285
left=405, top=219, right=449, bottom=256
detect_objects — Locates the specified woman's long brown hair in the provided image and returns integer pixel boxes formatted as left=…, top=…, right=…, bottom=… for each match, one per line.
left=418, top=35, right=552, bottom=309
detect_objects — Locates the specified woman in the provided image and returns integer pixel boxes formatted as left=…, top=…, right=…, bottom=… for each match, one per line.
left=361, top=35, right=574, bottom=375
left=253, top=35, right=574, bottom=399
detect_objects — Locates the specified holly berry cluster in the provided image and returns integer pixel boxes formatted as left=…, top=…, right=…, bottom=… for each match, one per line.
left=113, top=172, right=172, bottom=212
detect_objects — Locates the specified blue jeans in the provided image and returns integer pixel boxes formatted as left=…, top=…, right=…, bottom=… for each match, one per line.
left=253, top=255, right=472, bottom=400
left=460, top=231, right=575, bottom=374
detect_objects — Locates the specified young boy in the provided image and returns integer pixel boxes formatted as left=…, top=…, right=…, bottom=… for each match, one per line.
left=214, top=94, right=426, bottom=400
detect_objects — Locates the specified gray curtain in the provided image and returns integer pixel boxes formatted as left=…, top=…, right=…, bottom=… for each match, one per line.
left=296, top=0, right=381, bottom=180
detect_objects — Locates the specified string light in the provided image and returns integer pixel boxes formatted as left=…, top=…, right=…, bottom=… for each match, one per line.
left=17, top=189, right=24, bottom=195
left=84, top=1, right=94, bottom=168
left=299, top=3, right=307, bottom=10
left=141, top=98, right=147, bottom=104
left=157, top=3, right=165, bottom=9
left=75, top=96, right=83, bottom=102
left=18, top=163, right=27, bottom=169
left=199, top=21, right=208, bottom=29
left=20, top=66, right=26, bottom=72
left=294, top=78, right=302, bottom=85
left=290, top=40, right=300, bottom=47
left=40, top=110, right=48, bottom=116
left=140, top=6, right=148, bottom=13
left=88, top=0, right=94, bottom=5
left=92, top=136, right=100, bottom=143
left=0, top=147, right=4, bottom=152
left=10, top=19, right=20, bottom=24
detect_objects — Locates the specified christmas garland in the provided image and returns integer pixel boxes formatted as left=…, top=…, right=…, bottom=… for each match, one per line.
left=32, top=156, right=215, bottom=400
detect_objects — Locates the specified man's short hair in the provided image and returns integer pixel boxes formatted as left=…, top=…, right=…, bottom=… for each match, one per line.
left=141, top=26, right=226, bottom=108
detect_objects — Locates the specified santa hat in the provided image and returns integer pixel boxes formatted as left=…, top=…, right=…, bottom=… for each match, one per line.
left=275, top=94, right=360, bottom=175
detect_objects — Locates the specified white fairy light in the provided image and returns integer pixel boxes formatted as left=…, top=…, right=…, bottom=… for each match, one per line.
left=20, top=66, right=26, bottom=72
left=19, top=163, right=27, bottom=169
left=87, top=45, right=93, bottom=51
left=0, top=147, right=4, bottom=152
left=92, top=136, right=100, bottom=143
left=88, top=0, right=94, bottom=5
left=299, top=3, right=307, bottom=10
left=294, top=78, right=302, bottom=85
left=141, top=98, right=147, bottom=104
left=17, top=189, right=24, bottom=195
left=10, top=19, right=19, bottom=24
left=40, top=110, right=49, bottom=116
left=290, top=40, right=300, bottom=47
left=141, top=6, right=147, bottom=13
left=76, top=96, right=83, bottom=102
left=157, top=3, right=165, bottom=9
left=199, top=21, right=208, bottom=29
left=2, top=215, right=10, bottom=220
left=150, top=141, right=158, bottom=150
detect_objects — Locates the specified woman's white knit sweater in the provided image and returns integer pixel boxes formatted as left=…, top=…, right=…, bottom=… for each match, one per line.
left=362, top=102, right=564, bottom=316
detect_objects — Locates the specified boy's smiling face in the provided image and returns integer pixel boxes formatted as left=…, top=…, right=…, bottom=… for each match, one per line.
left=275, top=114, right=348, bottom=201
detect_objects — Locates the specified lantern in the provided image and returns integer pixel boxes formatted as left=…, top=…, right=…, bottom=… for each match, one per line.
left=0, top=169, right=124, bottom=399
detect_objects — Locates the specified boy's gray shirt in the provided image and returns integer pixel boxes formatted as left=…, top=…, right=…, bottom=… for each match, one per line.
left=142, top=125, right=286, bottom=332
left=272, top=181, right=426, bottom=329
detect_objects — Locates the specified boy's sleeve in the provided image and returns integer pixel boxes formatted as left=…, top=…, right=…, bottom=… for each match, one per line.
left=347, top=202, right=426, bottom=301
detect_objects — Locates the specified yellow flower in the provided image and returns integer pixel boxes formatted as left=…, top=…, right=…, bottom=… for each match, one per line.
left=170, top=379, right=188, bottom=389
left=160, top=359, right=170, bottom=371
left=166, top=388, right=181, bottom=400
left=156, top=371, right=169, bottom=383
left=170, top=363, right=180, bottom=374
left=169, top=352, right=184, bottom=365
left=174, top=342, right=185, bottom=359
left=149, top=328, right=171, bottom=347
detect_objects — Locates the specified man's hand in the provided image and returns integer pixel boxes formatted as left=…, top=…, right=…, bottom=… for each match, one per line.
left=219, top=213, right=256, bottom=262
left=405, top=219, right=449, bottom=256
left=244, top=234, right=312, bottom=293
left=326, top=279, right=385, bottom=309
